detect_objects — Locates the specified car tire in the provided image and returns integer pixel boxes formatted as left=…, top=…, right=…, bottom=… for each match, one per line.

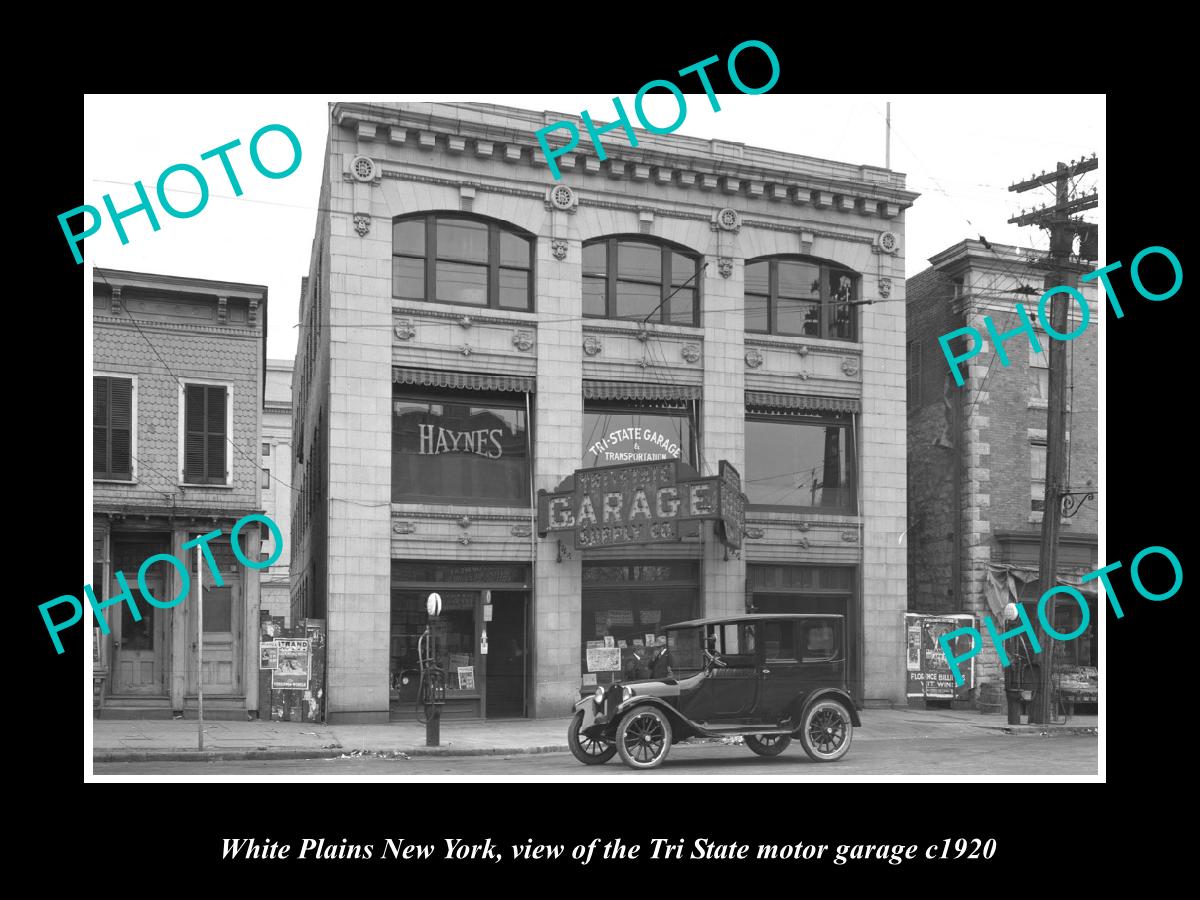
left=744, top=733, right=792, bottom=757
left=798, top=699, right=854, bottom=762
left=615, top=706, right=673, bottom=770
left=567, top=710, right=617, bottom=765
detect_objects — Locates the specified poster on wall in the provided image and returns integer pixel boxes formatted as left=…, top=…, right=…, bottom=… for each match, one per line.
left=905, top=614, right=975, bottom=701
left=458, top=666, right=475, bottom=690
left=586, top=647, right=622, bottom=672
left=259, top=642, right=279, bottom=669
left=272, top=639, right=311, bottom=690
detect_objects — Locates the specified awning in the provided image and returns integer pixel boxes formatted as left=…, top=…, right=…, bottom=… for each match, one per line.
left=584, top=380, right=701, bottom=402
left=745, top=391, right=861, bottom=415
left=392, top=367, right=534, bottom=393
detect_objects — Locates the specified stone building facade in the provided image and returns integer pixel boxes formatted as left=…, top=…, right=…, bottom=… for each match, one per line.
left=260, top=358, right=294, bottom=624
left=292, top=101, right=917, bottom=723
left=906, top=240, right=1098, bottom=697
left=92, top=268, right=270, bottom=718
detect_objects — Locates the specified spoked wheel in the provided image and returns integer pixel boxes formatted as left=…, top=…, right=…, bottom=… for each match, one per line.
left=744, top=733, right=792, bottom=757
left=567, top=710, right=617, bottom=765
left=799, top=700, right=854, bottom=762
left=616, top=706, right=673, bottom=770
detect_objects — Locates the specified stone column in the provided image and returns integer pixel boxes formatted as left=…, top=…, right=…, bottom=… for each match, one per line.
left=532, top=222, right=583, bottom=718
left=700, top=252, right=746, bottom=618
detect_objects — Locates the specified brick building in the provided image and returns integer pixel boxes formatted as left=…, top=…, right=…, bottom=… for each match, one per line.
left=292, top=101, right=917, bottom=723
left=906, top=240, right=1098, bottom=700
left=92, top=269, right=270, bottom=718
left=260, top=359, right=294, bottom=624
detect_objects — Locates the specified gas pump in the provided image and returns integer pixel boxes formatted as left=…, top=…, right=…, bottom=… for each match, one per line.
left=417, top=592, right=447, bottom=746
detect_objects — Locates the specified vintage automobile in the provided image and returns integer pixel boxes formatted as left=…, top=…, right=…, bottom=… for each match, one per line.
left=567, top=614, right=860, bottom=770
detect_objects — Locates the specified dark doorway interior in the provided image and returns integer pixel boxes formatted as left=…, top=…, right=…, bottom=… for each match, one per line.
left=486, top=591, right=527, bottom=718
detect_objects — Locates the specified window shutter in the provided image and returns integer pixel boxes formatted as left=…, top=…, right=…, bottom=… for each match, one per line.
left=184, top=384, right=206, bottom=482
left=94, top=377, right=109, bottom=475
left=205, top=386, right=227, bottom=482
left=109, top=378, right=132, bottom=477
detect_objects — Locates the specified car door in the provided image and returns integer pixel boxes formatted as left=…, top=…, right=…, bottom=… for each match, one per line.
left=796, top=618, right=845, bottom=701
left=677, top=623, right=758, bottom=723
left=752, top=619, right=805, bottom=724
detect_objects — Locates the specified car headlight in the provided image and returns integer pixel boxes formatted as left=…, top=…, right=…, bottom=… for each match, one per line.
left=622, top=686, right=634, bottom=702
left=593, top=686, right=605, bottom=706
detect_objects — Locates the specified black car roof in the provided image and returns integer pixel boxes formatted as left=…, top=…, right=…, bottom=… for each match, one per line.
left=663, top=614, right=845, bottom=630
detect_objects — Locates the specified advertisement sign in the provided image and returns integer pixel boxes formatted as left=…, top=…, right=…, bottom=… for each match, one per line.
left=271, top=639, right=311, bottom=690
left=259, top=642, right=279, bottom=669
left=905, top=614, right=975, bottom=701
left=537, top=458, right=747, bottom=551
left=586, top=647, right=623, bottom=672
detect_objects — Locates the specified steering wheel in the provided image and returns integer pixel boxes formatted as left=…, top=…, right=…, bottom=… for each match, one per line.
left=704, top=648, right=728, bottom=668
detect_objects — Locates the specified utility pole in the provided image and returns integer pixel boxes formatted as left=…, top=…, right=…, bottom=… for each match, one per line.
left=1008, top=157, right=1097, bottom=723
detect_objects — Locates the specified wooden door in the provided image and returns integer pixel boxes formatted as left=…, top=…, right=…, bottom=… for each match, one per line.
left=112, top=569, right=166, bottom=694
left=188, top=583, right=243, bottom=696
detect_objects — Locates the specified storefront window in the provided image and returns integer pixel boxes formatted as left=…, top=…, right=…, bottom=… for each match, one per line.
left=393, top=389, right=529, bottom=505
left=582, top=401, right=696, bottom=468
left=390, top=590, right=478, bottom=699
left=744, top=415, right=856, bottom=510
left=580, top=562, right=698, bottom=688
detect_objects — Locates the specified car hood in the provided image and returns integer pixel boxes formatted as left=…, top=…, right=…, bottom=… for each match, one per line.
left=614, top=678, right=680, bottom=699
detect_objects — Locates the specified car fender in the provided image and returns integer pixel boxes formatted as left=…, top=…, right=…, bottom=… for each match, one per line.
left=613, top=695, right=692, bottom=737
left=792, top=689, right=862, bottom=729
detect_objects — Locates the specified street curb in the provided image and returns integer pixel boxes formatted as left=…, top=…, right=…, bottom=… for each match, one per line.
left=94, top=744, right=571, bottom=763
left=990, top=725, right=1098, bottom=736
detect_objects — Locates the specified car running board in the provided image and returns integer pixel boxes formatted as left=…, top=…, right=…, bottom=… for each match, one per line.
left=693, top=724, right=795, bottom=737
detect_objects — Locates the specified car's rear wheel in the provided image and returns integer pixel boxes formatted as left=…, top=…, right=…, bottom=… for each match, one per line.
left=616, top=706, right=673, bottom=770
left=799, top=699, right=854, bottom=762
left=745, top=733, right=792, bottom=757
left=567, top=710, right=617, bottom=765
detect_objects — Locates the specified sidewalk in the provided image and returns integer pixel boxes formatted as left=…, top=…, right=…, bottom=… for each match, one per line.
left=92, top=708, right=1097, bottom=763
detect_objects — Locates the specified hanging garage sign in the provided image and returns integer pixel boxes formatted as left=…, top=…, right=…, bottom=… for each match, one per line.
left=537, top=459, right=746, bottom=551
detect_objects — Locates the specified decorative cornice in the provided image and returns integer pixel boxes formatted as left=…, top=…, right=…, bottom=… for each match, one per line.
left=391, top=510, right=532, bottom=521
left=582, top=321, right=703, bottom=340
left=745, top=335, right=863, bottom=354
left=392, top=305, right=537, bottom=329
left=92, top=316, right=261, bottom=340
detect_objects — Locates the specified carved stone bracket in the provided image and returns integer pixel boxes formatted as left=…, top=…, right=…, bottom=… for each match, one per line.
left=458, top=315, right=473, bottom=329
left=458, top=515, right=472, bottom=529
left=841, top=529, right=858, bottom=542
left=393, top=319, right=416, bottom=340
left=460, top=344, right=474, bottom=356
left=551, top=239, right=568, bottom=261
left=797, top=536, right=811, bottom=549
left=583, top=335, right=603, bottom=357
left=111, top=285, right=123, bottom=316
left=841, top=357, right=860, bottom=377
left=745, top=348, right=764, bottom=369
left=718, top=258, right=733, bottom=278
left=217, top=297, right=228, bottom=324
left=680, top=344, right=701, bottom=364
left=797, top=522, right=810, bottom=532
left=249, top=299, right=258, bottom=324
left=458, top=534, right=472, bottom=546
left=512, top=331, right=534, bottom=351
left=878, top=277, right=893, bottom=299
left=353, top=213, right=371, bottom=237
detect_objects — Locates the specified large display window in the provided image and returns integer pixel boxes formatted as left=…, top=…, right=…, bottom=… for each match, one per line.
left=582, top=400, right=696, bottom=469
left=744, top=413, right=856, bottom=511
left=393, top=388, right=529, bottom=505
left=580, top=562, right=699, bottom=689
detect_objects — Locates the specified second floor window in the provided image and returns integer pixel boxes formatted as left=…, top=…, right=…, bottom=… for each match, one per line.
left=184, top=383, right=228, bottom=485
left=392, top=213, right=534, bottom=311
left=583, top=237, right=701, bottom=326
left=745, top=256, right=859, bottom=340
left=94, top=376, right=133, bottom=480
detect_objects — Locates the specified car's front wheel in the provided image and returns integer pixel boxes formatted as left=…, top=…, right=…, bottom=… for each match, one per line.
left=567, top=710, right=617, bottom=765
left=745, top=733, right=792, bottom=757
left=798, top=699, right=854, bottom=762
left=616, top=706, right=673, bottom=770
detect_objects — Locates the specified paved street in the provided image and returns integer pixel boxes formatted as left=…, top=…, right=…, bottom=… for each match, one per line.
left=94, top=734, right=1096, bottom=776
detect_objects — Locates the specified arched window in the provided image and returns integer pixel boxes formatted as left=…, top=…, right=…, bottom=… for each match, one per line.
left=392, top=213, right=534, bottom=311
left=582, top=236, right=701, bottom=326
left=744, top=256, right=858, bottom=341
